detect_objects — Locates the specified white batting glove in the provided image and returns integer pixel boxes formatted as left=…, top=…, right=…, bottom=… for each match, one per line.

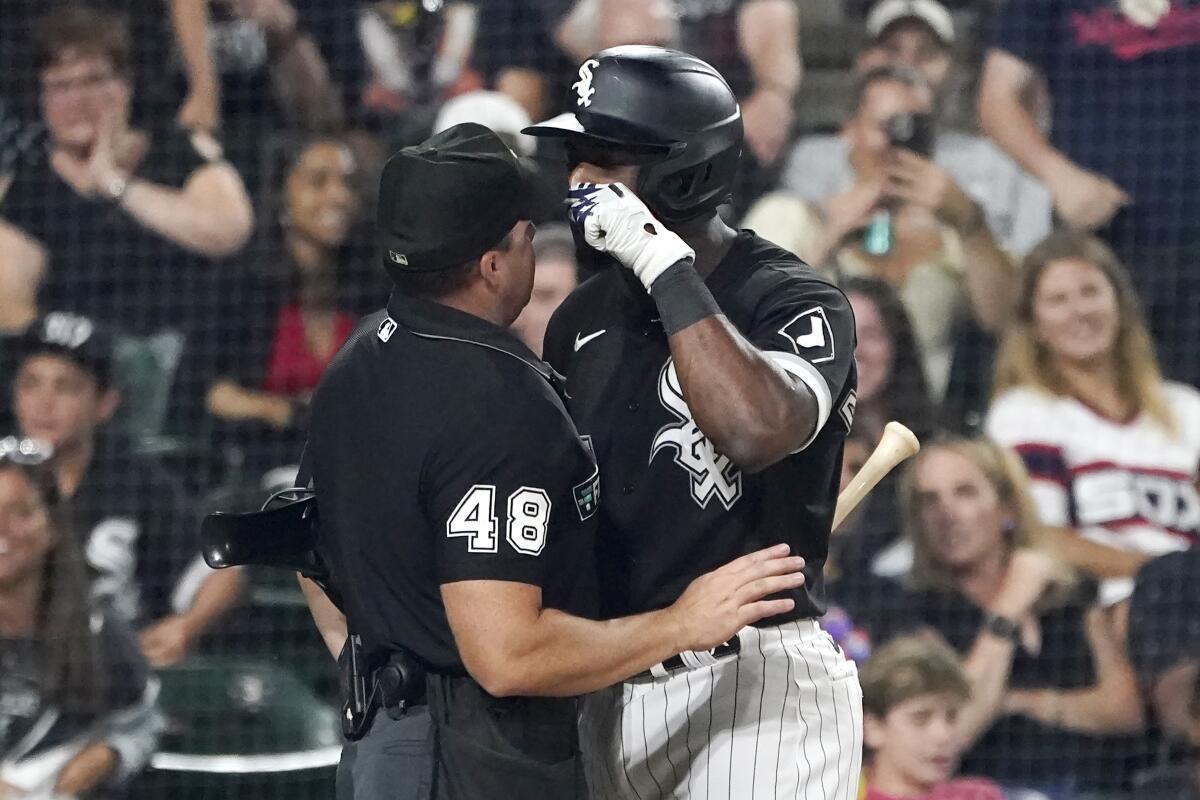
left=568, top=182, right=694, bottom=290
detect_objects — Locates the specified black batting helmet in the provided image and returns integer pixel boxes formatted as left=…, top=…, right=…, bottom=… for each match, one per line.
left=523, top=46, right=743, bottom=223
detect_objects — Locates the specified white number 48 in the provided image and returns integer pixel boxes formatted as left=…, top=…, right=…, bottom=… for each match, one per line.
left=447, top=485, right=551, bottom=556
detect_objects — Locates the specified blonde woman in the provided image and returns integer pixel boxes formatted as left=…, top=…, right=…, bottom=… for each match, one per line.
left=897, top=438, right=1143, bottom=795
left=985, top=230, right=1200, bottom=606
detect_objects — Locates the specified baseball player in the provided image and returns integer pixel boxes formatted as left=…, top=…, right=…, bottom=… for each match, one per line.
left=297, top=123, right=806, bottom=800
left=524, top=47, right=864, bottom=799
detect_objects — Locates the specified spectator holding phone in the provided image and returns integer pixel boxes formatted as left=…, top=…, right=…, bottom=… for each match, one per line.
left=745, top=66, right=1023, bottom=397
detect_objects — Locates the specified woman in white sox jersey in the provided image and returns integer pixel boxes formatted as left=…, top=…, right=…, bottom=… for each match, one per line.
left=986, top=231, right=1200, bottom=606
left=525, top=47, right=863, bottom=800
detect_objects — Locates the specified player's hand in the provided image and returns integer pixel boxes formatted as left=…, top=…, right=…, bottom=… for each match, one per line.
left=1043, top=158, right=1129, bottom=230
left=666, top=543, right=804, bottom=653
left=140, top=614, right=195, bottom=667
left=568, top=182, right=694, bottom=290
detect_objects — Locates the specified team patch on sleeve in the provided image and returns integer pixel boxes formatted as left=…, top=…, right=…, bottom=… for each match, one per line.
left=838, top=389, right=857, bottom=431
left=777, top=307, right=836, bottom=364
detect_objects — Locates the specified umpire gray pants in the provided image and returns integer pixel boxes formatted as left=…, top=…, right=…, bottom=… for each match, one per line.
left=336, top=704, right=434, bottom=800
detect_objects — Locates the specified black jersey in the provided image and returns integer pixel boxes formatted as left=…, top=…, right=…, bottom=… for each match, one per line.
left=543, top=231, right=856, bottom=622
left=308, top=292, right=600, bottom=673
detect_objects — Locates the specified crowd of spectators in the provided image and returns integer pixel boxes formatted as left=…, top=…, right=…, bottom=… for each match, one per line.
left=1, top=0, right=1197, bottom=797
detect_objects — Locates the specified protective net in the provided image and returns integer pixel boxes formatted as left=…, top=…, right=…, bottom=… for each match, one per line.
left=0, top=1, right=1196, bottom=798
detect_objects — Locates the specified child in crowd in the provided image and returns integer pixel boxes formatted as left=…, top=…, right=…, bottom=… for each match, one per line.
left=860, top=635, right=1005, bottom=800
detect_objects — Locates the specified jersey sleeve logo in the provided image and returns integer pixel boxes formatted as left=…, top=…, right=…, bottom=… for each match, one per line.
left=838, top=389, right=857, bottom=432
left=377, top=317, right=397, bottom=342
left=777, top=307, right=835, bottom=364
left=574, top=435, right=601, bottom=520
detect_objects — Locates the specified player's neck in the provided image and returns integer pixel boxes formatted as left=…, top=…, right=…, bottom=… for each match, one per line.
left=867, top=759, right=936, bottom=799
left=675, top=215, right=738, bottom=280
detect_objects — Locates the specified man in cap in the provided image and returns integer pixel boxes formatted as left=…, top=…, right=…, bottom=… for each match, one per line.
left=11, top=311, right=243, bottom=667
left=857, top=0, right=957, bottom=99
left=302, top=122, right=806, bottom=799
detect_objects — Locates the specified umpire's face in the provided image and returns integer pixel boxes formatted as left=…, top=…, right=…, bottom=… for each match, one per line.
left=490, top=220, right=538, bottom=328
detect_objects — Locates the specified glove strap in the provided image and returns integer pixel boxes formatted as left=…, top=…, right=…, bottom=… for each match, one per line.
left=650, top=261, right=722, bottom=335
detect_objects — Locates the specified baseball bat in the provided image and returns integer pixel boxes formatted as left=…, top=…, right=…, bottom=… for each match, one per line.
left=832, top=421, right=921, bottom=530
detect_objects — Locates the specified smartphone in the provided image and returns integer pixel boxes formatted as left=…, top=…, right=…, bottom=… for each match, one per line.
left=885, top=112, right=935, bottom=157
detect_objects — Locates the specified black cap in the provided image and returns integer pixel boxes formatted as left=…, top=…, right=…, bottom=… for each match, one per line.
left=377, top=123, right=533, bottom=277
left=1128, top=550, right=1200, bottom=685
left=19, top=311, right=114, bottom=388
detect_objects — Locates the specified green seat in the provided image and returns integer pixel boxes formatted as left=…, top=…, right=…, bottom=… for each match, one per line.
left=112, top=331, right=184, bottom=441
left=129, top=657, right=341, bottom=799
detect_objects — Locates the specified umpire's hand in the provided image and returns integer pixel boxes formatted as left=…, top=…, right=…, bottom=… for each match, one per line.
left=666, top=544, right=804, bottom=653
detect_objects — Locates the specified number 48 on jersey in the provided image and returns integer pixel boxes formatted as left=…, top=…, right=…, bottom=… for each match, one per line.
left=447, top=485, right=551, bottom=556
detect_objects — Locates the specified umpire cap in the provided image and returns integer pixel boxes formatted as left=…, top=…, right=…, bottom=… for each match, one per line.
left=377, top=123, right=534, bottom=279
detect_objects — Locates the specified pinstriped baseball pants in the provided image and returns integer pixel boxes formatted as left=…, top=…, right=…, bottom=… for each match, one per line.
left=579, top=619, right=863, bottom=800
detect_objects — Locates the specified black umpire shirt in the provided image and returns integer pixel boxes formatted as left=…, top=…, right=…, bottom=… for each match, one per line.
left=543, top=231, right=857, bottom=623
left=308, top=291, right=600, bottom=673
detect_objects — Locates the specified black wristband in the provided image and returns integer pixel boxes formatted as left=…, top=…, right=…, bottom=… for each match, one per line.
left=649, top=260, right=721, bottom=336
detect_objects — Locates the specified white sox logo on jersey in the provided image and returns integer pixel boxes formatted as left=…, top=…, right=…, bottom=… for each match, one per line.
left=572, top=59, right=600, bottom=107
left=650, top=360, right=742, bottom=510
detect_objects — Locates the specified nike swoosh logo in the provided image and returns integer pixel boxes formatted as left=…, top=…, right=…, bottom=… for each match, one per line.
left=574, top=329, right=606, bottom=351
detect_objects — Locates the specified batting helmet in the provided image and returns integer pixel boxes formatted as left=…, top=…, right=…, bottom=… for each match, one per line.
left=523, top=46, right=743, bottom=223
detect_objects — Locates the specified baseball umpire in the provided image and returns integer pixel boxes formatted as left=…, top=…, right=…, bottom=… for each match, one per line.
left=524, top=47, right=864, bottom=799
left=298, top=122, right=807, bottom=800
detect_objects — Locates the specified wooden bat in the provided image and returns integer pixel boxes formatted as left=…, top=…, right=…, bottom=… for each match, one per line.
left=832, top=421, right=921, bottom=530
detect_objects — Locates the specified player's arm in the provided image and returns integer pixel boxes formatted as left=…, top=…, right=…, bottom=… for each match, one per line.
left=569, top=183, right=848, bottom=472
left=664, top=314, right=818, bottom=472
left=442, top=545, right=801, bottom=697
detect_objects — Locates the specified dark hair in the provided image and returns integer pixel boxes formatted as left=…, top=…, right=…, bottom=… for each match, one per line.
left=841, top=276, right=936, bottom=439
left=388, top=231, right=514, bottom=300
left=249, top=133, right=385, bottom=313
left=0, top=462, right=112, bottom=717
left=849, top=65, right=930, bottom=116
left=35, top=3, right=132, bottom=76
